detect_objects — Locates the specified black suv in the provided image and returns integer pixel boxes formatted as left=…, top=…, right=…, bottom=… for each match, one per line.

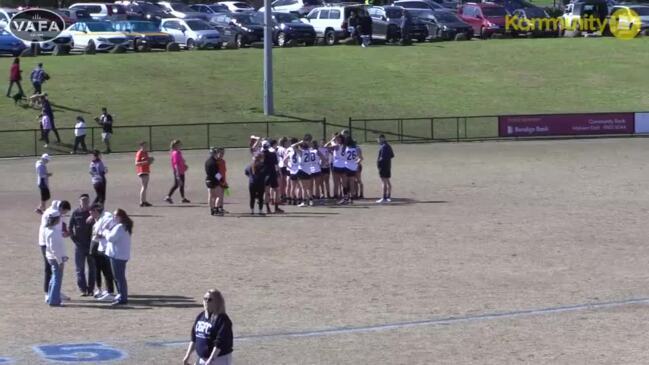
left=271, top=12, right=317, bottom=46
left=210, top=12, right=264, bottom=47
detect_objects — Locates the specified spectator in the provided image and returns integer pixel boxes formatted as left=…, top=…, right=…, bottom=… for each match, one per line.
left=69, top=194, right=96, bottom=296
left=89, top=150, right=108, bottom=204
left=135, top=141, right=153, bottom=207
left=400, top=10, right=413, bottom=45
left=165, top=139, right=190, bottom=204
left=38, top=200, right=72, bottom=303
left=347, top=10, right=361, bottom=44
left=7, top=57, right=24, bottom=98
left=30, top=62, right=47, bottom=95
left=104, top=208, right=133, bottom=306
left=88, top=203, right=116, bottom=301
left=359, top=14, right=373, bottom=47
left=41, top=94, right=61, bottom=144
left=35, top=153, right=52, bottom=214
left=376, top=134, right=394, bottom=203
left=44, top=212, right=68, bottom=307
left=182, top=289, right=233, bottom=365
left=245, top=153, right=267, bottom=215
left=95, top=107, right=113, bottom=154
left=41, top=113, right=52, bottom=148
left=72, top=116, right=88, bottom=154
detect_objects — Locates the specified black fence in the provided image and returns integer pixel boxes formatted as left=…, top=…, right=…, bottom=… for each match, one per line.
left=0, top=119, right=327, bottom=158
left=345, top=115, right=499, bottom=144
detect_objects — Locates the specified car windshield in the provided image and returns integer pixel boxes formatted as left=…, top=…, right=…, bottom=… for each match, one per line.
left=385, top=8, right=403, bottom=17
left=233, top=2, right=252, bottom=8
left=186, top=19, right=211, bottom=29
left=406, top=9, right=434, bottom=18
left=171, top=2, right=194, bottom=11
left=275, top=12, right=301, bottom=23
left=233, top=13, right=262, bottom=24
left=522, top=7, right=546, bottom=17
left=129, top=21, right=158, bottom=31
left=630, top=6, right=649, bottom=15
left=86, top=22, right=115, bottom=31
left=208, top=4, right=228, bottom=12
left=435, top=11, right=460, bottom=21
left=482, top=7, right=506, bottom=16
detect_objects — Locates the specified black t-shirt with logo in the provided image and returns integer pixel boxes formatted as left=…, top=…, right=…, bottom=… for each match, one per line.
left=101, top=113, right=113, bottom=134
left=191, top=312, right=233, bottom=359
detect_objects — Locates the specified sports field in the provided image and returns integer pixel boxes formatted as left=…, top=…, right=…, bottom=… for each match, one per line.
left=1, top=37, right=649, bottom=132
left=2, top=139, right=649, bottom=364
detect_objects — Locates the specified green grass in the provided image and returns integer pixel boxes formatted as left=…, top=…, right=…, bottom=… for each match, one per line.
left=0, top=37, right=648, bottom=155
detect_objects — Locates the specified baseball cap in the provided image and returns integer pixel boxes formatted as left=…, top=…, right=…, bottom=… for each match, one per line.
left=41, top=153, right=51, bottom=161
left=262, top=140, right=270, bottom=149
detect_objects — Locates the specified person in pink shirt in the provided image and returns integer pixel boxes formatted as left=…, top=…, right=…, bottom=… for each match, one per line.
left=164, top=139, right=190, bottom=204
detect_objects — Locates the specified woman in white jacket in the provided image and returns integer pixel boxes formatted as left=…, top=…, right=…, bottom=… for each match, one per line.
left=104, top=209, right=133, bottom=306
left=44, top=211, right=68, bottom=307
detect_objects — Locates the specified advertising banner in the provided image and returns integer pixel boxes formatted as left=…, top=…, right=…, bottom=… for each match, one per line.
left=499, top=113, right=635, bottom=137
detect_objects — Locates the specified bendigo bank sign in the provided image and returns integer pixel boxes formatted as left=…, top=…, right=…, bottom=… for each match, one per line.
left=9, top=9, right=65, bottom=43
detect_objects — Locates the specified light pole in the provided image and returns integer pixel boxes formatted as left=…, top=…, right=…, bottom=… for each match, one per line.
left=263, top=0, right=274, bottom=116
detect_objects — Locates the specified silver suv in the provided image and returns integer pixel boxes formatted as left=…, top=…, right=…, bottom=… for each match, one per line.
left=303, top=4, right=368, bottom=45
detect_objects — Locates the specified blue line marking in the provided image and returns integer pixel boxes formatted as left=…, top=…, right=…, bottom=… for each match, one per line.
left=0, top=357, right=13, bottom=364
left=148, top=297, right=649, bottom=347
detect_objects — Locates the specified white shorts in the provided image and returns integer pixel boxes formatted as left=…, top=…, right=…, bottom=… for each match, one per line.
left=196, top=353, right=232, bottom=365
left=102, top=132, right=112, bottom=142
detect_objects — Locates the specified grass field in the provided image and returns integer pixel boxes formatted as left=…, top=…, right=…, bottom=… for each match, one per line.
left=1, top=37, right=648, bottom=132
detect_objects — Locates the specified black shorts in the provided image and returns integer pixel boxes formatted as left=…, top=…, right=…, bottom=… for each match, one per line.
left=280, top=167, right=289, bottom=176
left=333, top=166, right=346, bottom=174
left=297, top=170, right=311, bottom=180
left=39, top=185, right=50, bottom=201
left=379, top=166, right=391, bottom=178
left=205, top=180, right=218, bottom=189
left=321, top=167, right=331, bottom=175
left=289, top=173, right=298, bottom=181
left=310, top=171, right=321, bottom=178
left=345, top=168, right=357, bottom=177
left=266, top=174, right=279, bottom=188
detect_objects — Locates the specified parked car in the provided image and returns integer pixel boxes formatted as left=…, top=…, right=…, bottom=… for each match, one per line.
left=428, top=0, right=459, bottom=9
left=115, top=1, right=170, bottom=22
left=113, top=20, right=175, bottom=49
left=457, top=2, right=507, bottom=38
left=157, top=2, right=210, bottom=21
left=159, top=18, right=221, bottom=48
left=0, top=29, right=27, bottom=56
left=303, top=4, right=368, bottom=45
left=560, top=0, right=608, bottom=36
left=270, top=12, right=316, bottom=46
left=392, top=1, right=447, bottom=12
left=58, top=8, right=93, bottom=24
left=69, top=3, right=128, bottom=21
left=191, top=3, right=230, bottom=16
left=482, top=0, right=536, bottom=14
left=368, top=6, right=429, bottom=42
left=209, top=12, right=248, bottom=47
left=66, top=21, right=130, bottom=51
left=608, top=4, right=649, bottom=36
left=409, top=9, right=472, bottom=40
left=510, top=7, right=556, bottom=37
left=218, top=1, right=256, bottom=12
left=0, top=8, right=18, bottom=29
left=263, top=0, right=323, bottom=16
left=227, top=12, right=265, bottom=45
left=36, top=34, right=74, bottom=54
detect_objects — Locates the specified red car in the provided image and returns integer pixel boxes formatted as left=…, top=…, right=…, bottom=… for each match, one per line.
left=458, top=2, right=507, bottom=39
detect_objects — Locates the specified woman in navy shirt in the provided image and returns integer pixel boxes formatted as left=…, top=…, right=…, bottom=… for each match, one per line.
left=183, top=289, right=233, bottom=365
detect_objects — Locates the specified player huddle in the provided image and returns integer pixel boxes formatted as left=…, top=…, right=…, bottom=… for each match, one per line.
left=244, top=129, right=365, bottom=215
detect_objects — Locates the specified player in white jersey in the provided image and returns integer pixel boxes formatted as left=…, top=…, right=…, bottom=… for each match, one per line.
left=295, top=140, right=315, bottom=207
left=341, top=137, right=363, bottom=204
left=318, top=139, right=331, bottom=199
left=284, top=138, right=302, bottom=205
left=325, top=134, right=347, bottom=200
left=276, top=137, right=289, bottom=202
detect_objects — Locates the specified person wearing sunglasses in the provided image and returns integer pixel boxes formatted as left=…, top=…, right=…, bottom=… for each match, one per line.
left=183, top=289, right=233, bottom=365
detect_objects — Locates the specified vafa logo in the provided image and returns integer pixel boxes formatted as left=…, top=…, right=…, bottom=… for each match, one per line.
left=9, top=9, right=65, bottom=43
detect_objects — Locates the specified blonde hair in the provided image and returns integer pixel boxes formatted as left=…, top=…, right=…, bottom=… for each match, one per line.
left=206, top=289, right=226, bottom=322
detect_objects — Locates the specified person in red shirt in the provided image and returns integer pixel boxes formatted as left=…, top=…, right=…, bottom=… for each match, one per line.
left=135, top=141, right=153, bottom=207
left=7, top=57, right=24, bottom=98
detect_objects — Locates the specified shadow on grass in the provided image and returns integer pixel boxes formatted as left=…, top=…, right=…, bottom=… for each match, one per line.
left=62, top=294, right=201, bottom=310
left=50, top=103, right=92, bottom=114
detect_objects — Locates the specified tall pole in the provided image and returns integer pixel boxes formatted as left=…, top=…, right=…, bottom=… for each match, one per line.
left=263, top=0, right=274, bottom=116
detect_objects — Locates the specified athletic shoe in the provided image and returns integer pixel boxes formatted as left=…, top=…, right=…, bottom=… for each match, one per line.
left=164, top=197, right=173, bottom=204
left=80, top=291, right=91, bottom=297
left=376, top=198, right=386, bottom=203
left=181, top=198, right=191, bottom=203
left=143, top=202, right=153, bottom=207
left=110, top=300, right=127, bottom=307
left=49, top=303, right=64, bottom=307
left=44, top=294, right=49, bottom=302
left=61, top=293, right=71, bottom=301
left=298, top=202, right=306, bottom=207
left=97, top=293, right=115, bottom=301
left=386, top=198, right=392, bottom=202
left=337, top=199, right=347, bottom=205
left=308, top=200, right=314, bottom=207
left=114, top=294, right=122, bottom=302
left=250, top=209, right=255, bottom=215
left=275, top=207, right=285, bottom=214
left=43, top=144, right=48, bottom=148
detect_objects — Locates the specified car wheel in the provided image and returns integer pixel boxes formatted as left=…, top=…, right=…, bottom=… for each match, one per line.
left=235, top=34, right=243, bottom=48
left=214, top=42, right=222, bottom=50
left=52, top=44, right=70, bottom=56
left=277, top=32, right=287, bottom=47
left=480, top=26, right=487, bottom=39
left=186, top=38, right=196, bottom=50
left=417, top=36, right=426, bottom=42
left=85, top=40, right=96, bottom=55
left=324, top=29, right=336, bottom=46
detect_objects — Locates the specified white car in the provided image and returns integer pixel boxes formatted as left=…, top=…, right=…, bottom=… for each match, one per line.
left=157, top=1, right=209, bottom=20
left=261, top=0, right=322, bottom=16
left=218, top=1, right=256, bottom=13
left=66, top=21, right=130, bottom=51
left=69, top=3, right=128, bottom=20
left=0, top=8, right=18, bottom=29
left=159, top=18, right=221, bottom=49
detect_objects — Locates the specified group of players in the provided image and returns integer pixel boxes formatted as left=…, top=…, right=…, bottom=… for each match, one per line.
left=237, top=129, right=366, bottom=215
